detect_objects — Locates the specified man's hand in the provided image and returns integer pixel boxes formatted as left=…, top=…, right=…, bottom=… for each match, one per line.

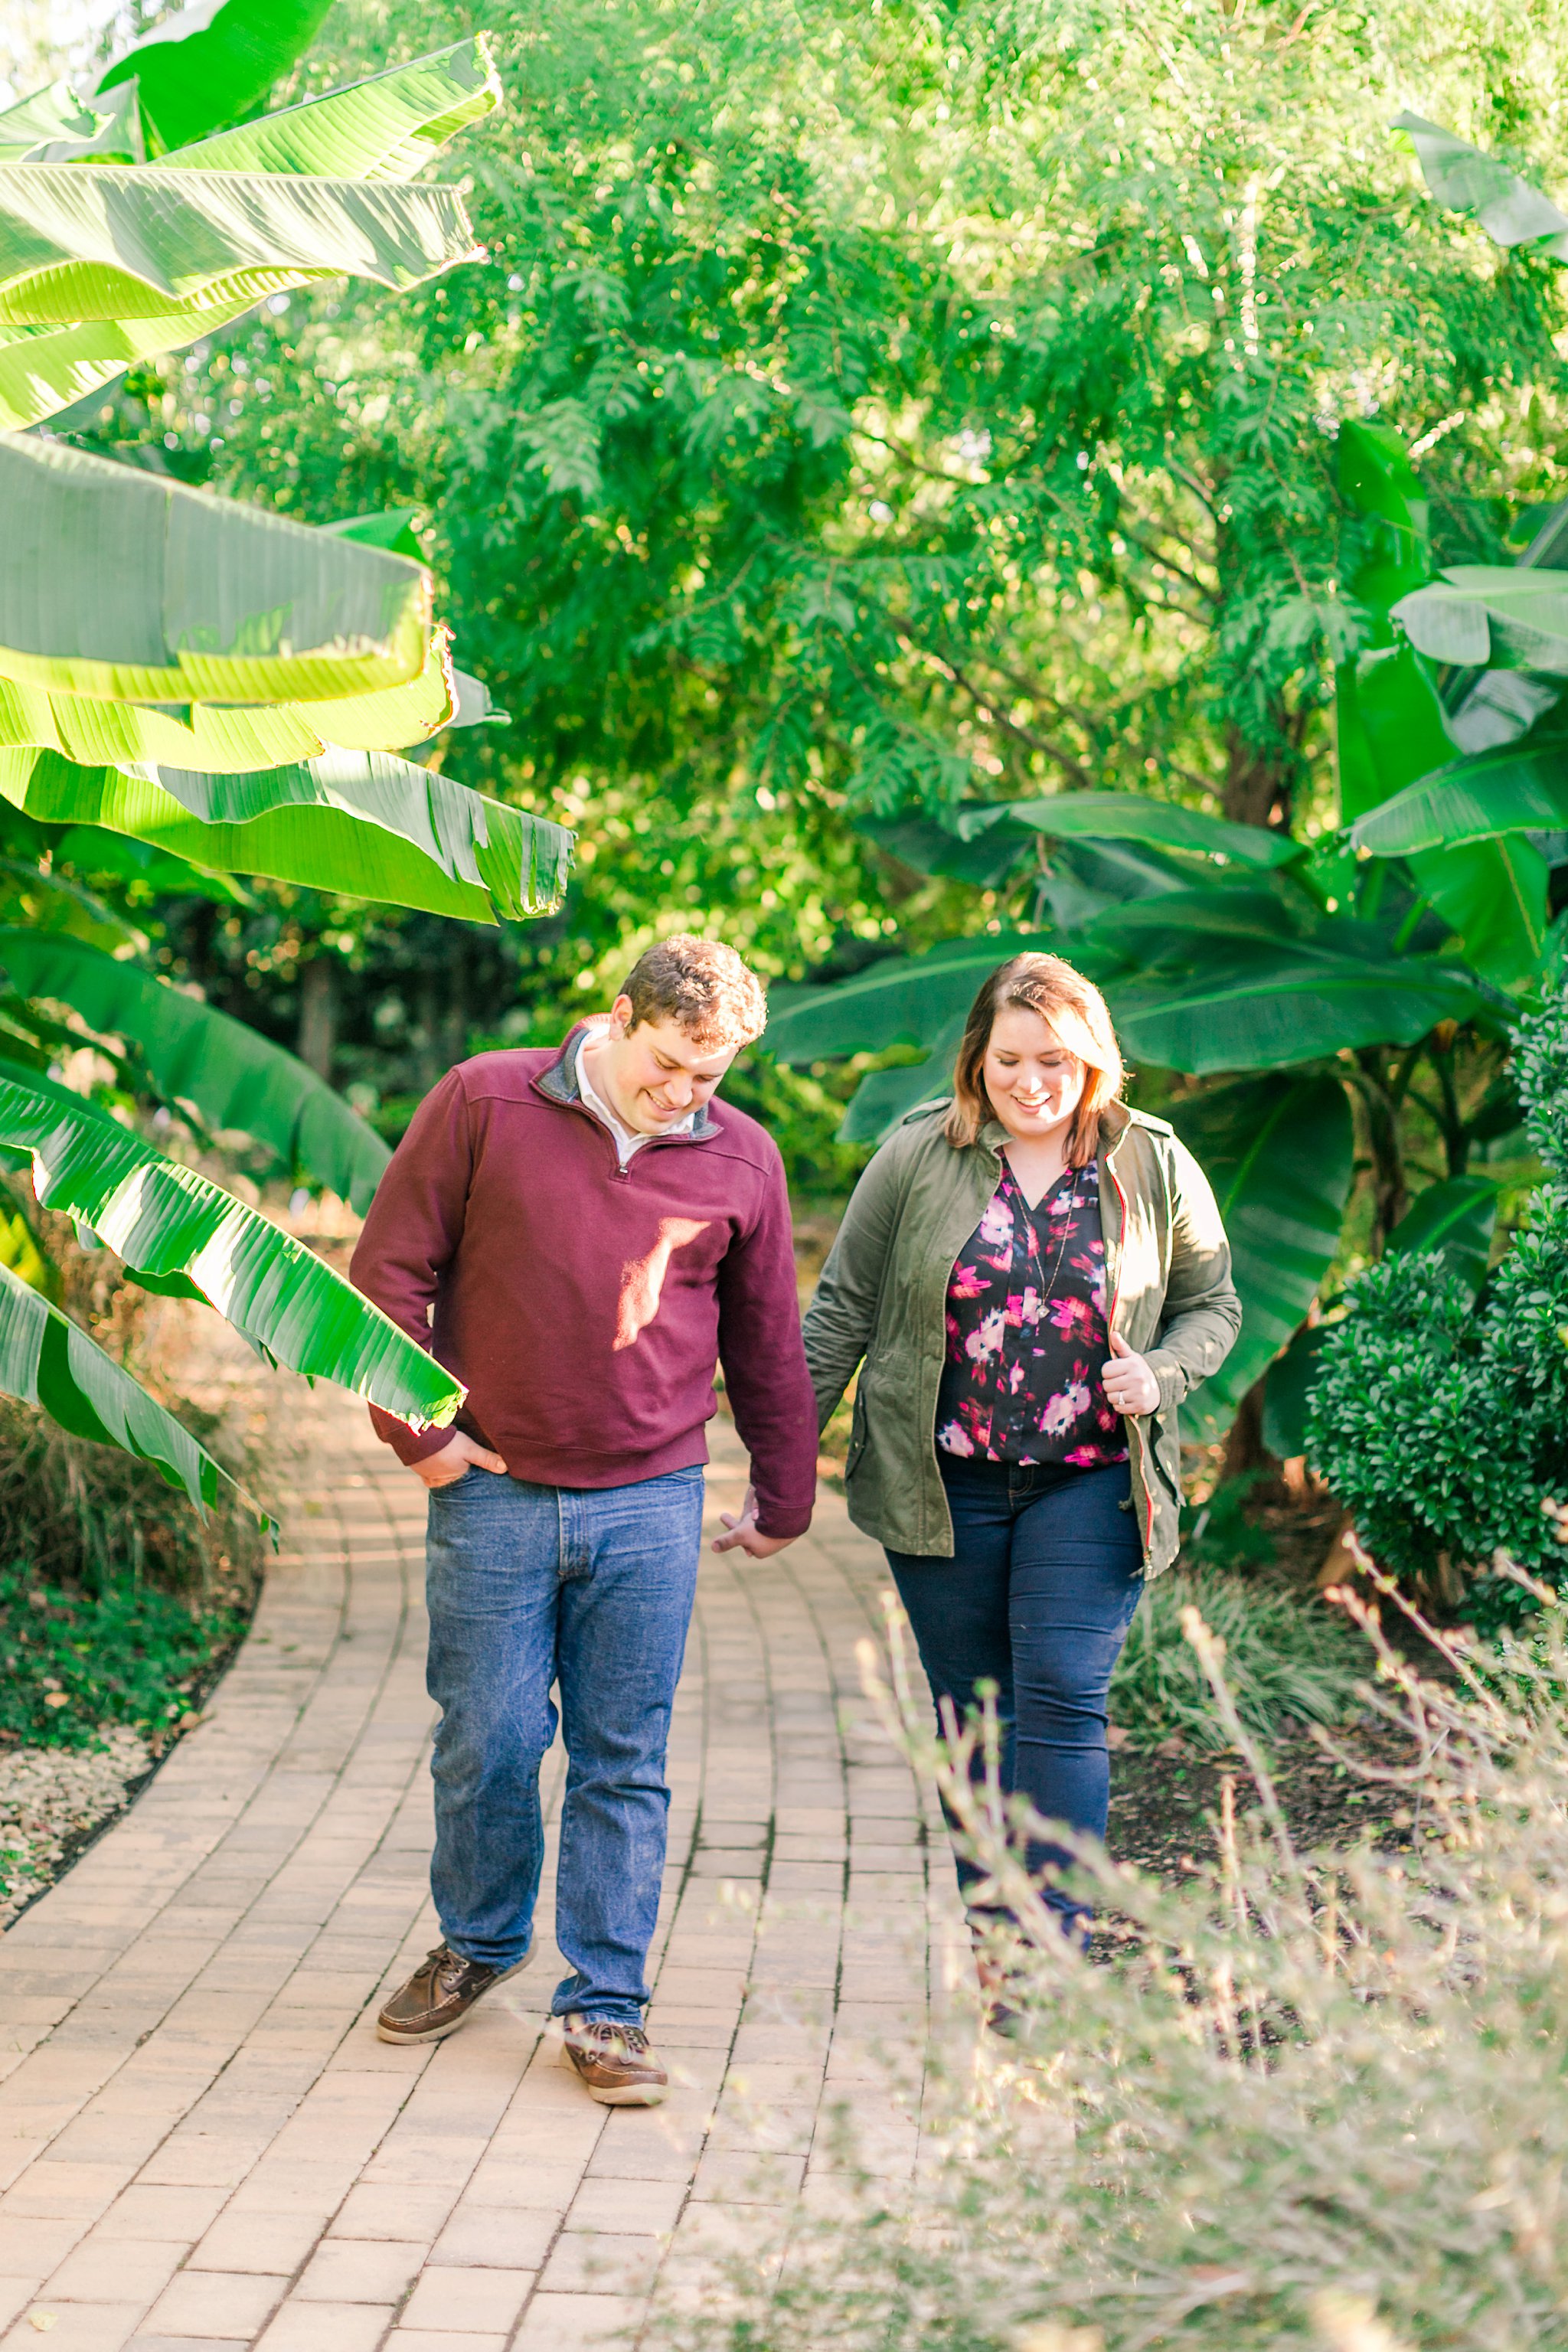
left=1102, top=1328, right=1161, bottom=1418
left=711, top=1484, right=795, bottom=1558
left=412, top=1431, right=509, bottom=1491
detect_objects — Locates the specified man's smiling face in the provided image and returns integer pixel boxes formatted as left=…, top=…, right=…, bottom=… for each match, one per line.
left=586, top=996, right=738, bottom=1136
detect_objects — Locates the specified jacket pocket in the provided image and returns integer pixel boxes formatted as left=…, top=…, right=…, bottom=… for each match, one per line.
left=844, top=1379, right=869, bottom=1476
left=1148, top=1408, right=1182, bottom=1507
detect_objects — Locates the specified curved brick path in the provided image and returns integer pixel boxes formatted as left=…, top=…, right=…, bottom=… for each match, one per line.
left=0, top=1400, right=965, bottom=2352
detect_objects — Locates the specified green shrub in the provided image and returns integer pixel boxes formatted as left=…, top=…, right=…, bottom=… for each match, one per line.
left=1110, top=1563, right=1365, bottom=1753
left=1307, top=982, right=1568, bottom=1631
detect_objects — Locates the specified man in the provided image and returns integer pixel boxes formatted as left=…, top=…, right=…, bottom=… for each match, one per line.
left=351, top=937, right=816, bottom=2105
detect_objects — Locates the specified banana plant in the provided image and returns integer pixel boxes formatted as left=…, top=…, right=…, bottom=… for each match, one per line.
left=0, top=4, right=560, bottom=1478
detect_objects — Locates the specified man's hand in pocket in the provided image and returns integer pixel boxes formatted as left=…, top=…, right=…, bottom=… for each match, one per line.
left=413, top=1432, right=508, bottom=1491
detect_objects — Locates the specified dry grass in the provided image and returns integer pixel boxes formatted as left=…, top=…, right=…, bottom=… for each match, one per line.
left=684, top=1547, right=1568, bottom=2352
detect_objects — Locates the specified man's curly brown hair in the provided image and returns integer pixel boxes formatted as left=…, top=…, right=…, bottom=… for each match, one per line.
left=620, top=936, right=767, bottom=1051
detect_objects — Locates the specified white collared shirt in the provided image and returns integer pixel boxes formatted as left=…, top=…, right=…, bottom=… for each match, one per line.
left=574, top=1033, right=696, bottom=1166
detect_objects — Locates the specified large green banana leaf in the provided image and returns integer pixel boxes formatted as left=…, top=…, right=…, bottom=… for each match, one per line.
left=53, top=827, right=251, bottom=908
left=0, top=1058, right=458, bottom=1429
left=0, top=634, right=456, bottom=771
left=1395, top=110, right=1568, bottom=257
left=0, top=43, right=501, bottom=433
left=766, top=933, right=1046, bottom=1067
left=1407, top=838, right=1549, bottom=989
left=164, top=39, right=501, bottom=182
left=1350, top=739, right=1568, bottom=854
left=0, top=930, right=390, bottom=1213
left=1110, top=943, right=1481, bottom=1073
left=838, top=1014, right=972, bottom=1142
left=0, top=1256, right=247, bottom=1511
left=96, top=0, right=335, bottom=157
left=0, top=165, right=478, bottom=328
left=2, top=436, right=430, bottom=705
left=1392, top=567, right=1568, bottom=672
left=0, top=748, right=572, bottom=923
left=1171, top=1074, right=1355, bottom=1442
left=959, top=792, right=1303, bottom=870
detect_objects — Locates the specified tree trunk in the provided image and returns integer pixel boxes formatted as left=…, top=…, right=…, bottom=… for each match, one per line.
left=1354, top=1049, right=1408, bottom=1250
left=1221, top=727, right=1294, bottom=831
left=1221, top=1374, right=1276, bottom=1482
left=296, top=956, right=338, bottom=1083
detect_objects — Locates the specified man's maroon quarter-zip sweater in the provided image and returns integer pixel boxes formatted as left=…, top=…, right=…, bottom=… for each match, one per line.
left=349, top=1029, right=818, bottom=1539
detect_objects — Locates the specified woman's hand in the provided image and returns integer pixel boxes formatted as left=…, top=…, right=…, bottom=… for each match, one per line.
left=1102, top=1329, right=1160, bottom=1418
left=712, top=1483, right=796, bottom=1558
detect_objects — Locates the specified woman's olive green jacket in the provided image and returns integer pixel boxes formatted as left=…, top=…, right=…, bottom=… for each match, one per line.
left=801, top=1099, right=1242, bottom=1577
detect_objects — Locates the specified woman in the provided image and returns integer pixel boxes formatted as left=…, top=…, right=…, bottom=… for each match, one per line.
left=802, top=952, right=1240, bottom=1986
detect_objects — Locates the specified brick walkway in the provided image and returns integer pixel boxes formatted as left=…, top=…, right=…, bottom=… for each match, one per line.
left=0, top=1402, right=966, bottom=2352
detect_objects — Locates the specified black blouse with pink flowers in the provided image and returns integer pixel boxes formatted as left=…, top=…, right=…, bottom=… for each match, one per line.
left=934, top=1155, right=1129, bottom=1470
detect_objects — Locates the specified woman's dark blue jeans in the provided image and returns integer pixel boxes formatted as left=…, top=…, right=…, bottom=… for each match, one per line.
left=885, top=1455, right=1143, bottom=1933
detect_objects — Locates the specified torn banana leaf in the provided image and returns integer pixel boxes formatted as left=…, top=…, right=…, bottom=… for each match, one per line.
left=0, top=1057, right=460, bottom=1429
left=2, top=435, right=431, bottom=706
left=0, top=633, right=456, bottom=771
left=0, top=747, right=573, bottom=923
left=0, top=1255, right=260, bottom=1512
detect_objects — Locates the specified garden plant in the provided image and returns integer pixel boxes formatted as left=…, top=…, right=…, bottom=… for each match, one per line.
left=0, top=0, right=573, bottom=1502
left=679, top=1578, right=1568, bottom=2352
left=1307, top=972, right=1568, bottom=1629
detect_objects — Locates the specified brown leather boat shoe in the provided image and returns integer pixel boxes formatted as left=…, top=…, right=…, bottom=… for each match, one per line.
left=376, top=1943, right=523, bottom=2045
left=560, top=2013, right=669, bottom=2105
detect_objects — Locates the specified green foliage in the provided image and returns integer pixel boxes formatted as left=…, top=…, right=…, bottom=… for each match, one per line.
left=1110, top=1557, right=1364, bottom=1755
left=199, top=0, right=1568, bottom=823
left=0, top=929, right=391, bottom=1213
left=1306, top=987, right=1568, bottom=1622
left=0, top=1380, right=265, bottom=1750
left=0, top=1567, right=246, bottom=1751
left=1171, top=1076, right=1354, bottom=1442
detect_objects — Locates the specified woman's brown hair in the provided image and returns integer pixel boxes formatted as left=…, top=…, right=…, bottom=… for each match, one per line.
left=943, top=952, right=1124, bottom=1164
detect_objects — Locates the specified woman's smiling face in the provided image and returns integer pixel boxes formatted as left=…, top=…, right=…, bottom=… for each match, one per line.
left=981, top=1004, right=1088, bottom=1142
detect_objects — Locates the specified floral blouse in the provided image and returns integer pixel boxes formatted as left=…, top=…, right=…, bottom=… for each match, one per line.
left=934, top=1155, right=1129, bottom=1469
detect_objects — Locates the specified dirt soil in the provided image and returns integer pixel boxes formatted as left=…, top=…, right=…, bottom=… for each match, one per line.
left=1106, top=1713, right=1432, bottom=1883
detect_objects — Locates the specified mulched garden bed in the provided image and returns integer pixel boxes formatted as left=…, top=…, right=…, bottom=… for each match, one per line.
left=1107, top=1713, right=1432, bottom=1883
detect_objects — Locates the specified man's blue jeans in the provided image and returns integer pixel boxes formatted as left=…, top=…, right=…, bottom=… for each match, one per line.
left=423, top=1462, right=704, bottom=2022
left=885, top=1455, right=1143, bottom=1932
